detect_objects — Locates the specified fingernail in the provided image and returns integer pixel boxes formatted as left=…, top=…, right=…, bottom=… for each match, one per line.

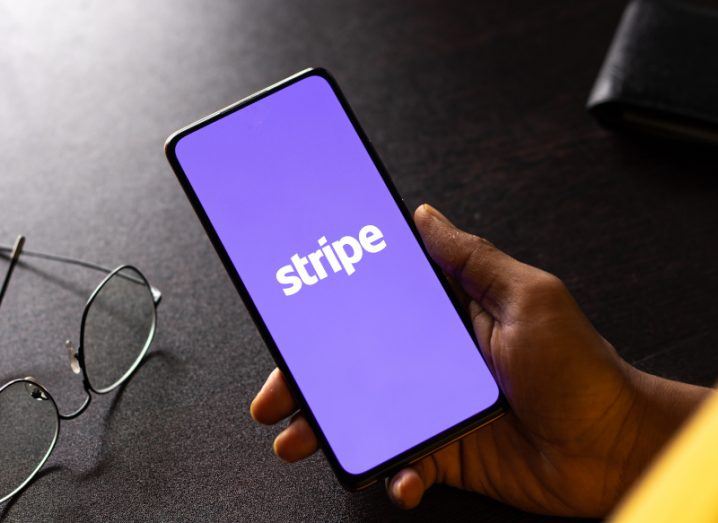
left=272, top=437, right=280, bottom=457
left=421, top=204, right=453, bottom=226
left=389, top=473, right=407, bottom=508
left=273, top=434, right=290, bottom=462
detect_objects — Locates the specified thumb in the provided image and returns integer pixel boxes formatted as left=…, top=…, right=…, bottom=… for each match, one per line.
left=414, top=204, right=525, bottom=322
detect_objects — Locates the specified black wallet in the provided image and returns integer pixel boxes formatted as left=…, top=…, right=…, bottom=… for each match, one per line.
left=587, top=0, right=718, bottom=145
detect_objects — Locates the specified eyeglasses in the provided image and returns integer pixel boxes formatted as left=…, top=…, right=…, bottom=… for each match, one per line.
left=0, top=235, right=161, bottom=503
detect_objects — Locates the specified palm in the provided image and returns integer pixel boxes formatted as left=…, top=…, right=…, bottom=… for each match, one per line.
left=421, top=292, right=637, bottom=517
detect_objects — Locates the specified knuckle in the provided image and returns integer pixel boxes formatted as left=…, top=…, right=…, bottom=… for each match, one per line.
left=470, top=234, right=495, bottom=250
left=536, top=272, right=566, bottom=294
left=519, top=271, right=568, bottom=310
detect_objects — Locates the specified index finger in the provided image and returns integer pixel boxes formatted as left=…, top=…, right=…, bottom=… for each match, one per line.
left=250, top=368, right=298, bottom=425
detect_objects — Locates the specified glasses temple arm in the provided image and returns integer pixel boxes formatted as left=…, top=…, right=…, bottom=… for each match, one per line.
left=0, top=244, right=113, bottom=274
left=0, top=236, right=25, bottom=313
left=0, top=243, right=162, bottom=305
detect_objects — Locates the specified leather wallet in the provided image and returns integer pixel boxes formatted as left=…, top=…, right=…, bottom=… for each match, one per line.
left=587, top=0, right=718, bottom=145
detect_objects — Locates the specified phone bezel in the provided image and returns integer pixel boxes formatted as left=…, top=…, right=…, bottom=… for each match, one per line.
left=164, top=67, right=507, bottom=491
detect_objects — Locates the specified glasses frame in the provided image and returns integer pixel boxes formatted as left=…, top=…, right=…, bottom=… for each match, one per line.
left=0, top=237, right=161, bottom=503
left=0, top=378, right=60, bottom=504
left=77, top=264, right=159, bottom=398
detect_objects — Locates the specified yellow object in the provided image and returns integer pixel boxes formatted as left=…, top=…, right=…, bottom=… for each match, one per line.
left=611, top=391, right=718, bottom=522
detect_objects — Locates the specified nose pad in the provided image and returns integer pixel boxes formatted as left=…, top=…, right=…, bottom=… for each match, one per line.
left=24, top=378, right=49, bottom=401
left=65, top=340, right=81, bottom=375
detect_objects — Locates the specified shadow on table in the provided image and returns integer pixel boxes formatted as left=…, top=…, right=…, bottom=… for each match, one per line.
left=78, top=349, right=183, bottom=483
left=0, top=465, right=65, bottom=521
left=610, top=131, right=718, bottom=187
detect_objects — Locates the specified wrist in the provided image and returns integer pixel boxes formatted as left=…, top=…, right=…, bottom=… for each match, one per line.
left=617, top=366, right=710, bottom=496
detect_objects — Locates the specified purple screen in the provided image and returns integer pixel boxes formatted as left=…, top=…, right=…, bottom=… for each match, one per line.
left=173, top=74, right=499, bottom=475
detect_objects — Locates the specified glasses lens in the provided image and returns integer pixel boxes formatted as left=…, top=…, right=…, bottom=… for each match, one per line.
left=0, top=381, right=58, bottom=501
left=83, top=267, right=155, bottom=392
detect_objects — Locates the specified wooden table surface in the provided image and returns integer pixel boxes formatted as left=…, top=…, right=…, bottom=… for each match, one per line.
left=1, top=1, right=716, bottom=521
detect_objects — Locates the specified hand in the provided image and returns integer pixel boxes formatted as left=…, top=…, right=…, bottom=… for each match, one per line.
left=250, top=204, right=708, bottom=517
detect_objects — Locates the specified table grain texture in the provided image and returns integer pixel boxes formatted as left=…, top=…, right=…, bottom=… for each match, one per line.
left=1, top=1, right=717, bottom=521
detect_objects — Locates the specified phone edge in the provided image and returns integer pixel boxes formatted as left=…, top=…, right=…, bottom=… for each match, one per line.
left=163, top=67, right=508, bottom=491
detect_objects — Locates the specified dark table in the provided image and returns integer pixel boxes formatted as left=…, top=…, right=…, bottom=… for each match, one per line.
left=1, top=1, right=717, bottom=521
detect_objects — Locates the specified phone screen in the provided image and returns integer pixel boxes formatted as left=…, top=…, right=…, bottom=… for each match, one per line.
left=169, top=71, right=500, bottom=478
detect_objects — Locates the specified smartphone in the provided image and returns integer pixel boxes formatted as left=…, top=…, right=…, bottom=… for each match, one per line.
left=164, top=68, right=505, bottom=490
